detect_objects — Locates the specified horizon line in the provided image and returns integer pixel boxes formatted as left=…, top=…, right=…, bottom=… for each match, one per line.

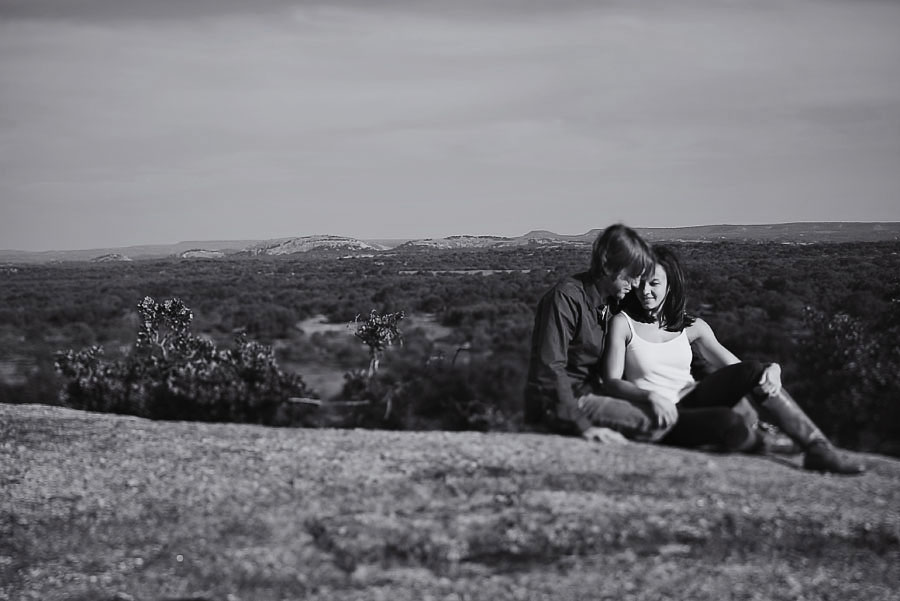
left=3, top=220, right=900, bottom=254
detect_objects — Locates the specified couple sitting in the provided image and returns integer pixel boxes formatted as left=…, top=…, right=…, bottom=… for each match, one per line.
left=524, top=223, right=864, bottom=475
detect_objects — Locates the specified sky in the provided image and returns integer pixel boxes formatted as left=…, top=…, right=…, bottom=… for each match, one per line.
left=1, top=0, right=899, bottom=251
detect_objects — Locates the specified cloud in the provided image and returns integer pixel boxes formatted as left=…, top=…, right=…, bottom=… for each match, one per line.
left=0, top=0, right=636, bottom=22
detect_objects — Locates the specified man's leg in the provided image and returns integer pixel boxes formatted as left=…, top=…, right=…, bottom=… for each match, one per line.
left=576, top=394, right=669, bottom=442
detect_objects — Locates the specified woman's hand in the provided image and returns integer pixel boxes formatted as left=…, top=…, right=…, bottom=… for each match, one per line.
left=647, top=392, right=678, bottom=429
left=755, top=362, right=782, bottom=397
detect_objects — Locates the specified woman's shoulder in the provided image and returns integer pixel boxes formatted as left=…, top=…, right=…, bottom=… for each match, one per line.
left=609, top=311, right=630, bottom=327
left=607, top=312, right=632, bottom=338
left=685, top=317, right=713, bottom=341
left=609, top=311, right=630, bottom=323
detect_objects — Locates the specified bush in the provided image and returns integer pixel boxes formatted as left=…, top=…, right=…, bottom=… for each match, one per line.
left=336, top=325, right=520, bottom=433
left=339, top=360, right=511, bottom=432
left=795, top=307, right=900, bottom=454
left=54, top=297, right=315, bottom=425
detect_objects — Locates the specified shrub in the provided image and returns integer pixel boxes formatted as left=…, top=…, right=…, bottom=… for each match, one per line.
left=795, top=307, right=900, bottom=453
left=338, top=328, right=519, bottom=432
left=54, top=296, right=314, bottom=425
left=339, top=359, right=511, bottom=432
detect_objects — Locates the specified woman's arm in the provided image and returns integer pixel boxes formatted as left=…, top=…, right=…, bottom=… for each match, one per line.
left=687, top=318, right=741, bottom=369
left=689, top=318, right=782, bottom=395
left=600, top=314, right=678, bottom=428
left=600, top=315, right=630, bottom=382
left=601, top=315, right=650, bottom=402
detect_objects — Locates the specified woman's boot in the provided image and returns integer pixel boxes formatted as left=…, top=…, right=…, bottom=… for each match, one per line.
left=757, top=389, right=865, bottom=475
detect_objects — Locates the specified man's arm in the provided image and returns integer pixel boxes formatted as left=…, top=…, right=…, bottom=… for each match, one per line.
left=530, top=289, right=593, bottom=433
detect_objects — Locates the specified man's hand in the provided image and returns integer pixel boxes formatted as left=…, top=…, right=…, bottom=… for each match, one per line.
left=647, top=392, right=678, bottom=429
left=581, top=427, right=629, bottom=444
left=755, top=362, right=782, bottom=397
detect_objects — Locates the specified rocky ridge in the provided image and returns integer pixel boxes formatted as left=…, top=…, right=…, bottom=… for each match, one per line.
left=91, top=253, right=132, bottom=262
left=179, top=249, right=226, bottom=259
left=1, top=403, right=898, bottom=601
left=246, top=235, right=386, bottom=256
left=395, top=235, right=513, bottom=250
left=3, top=222, right=900, bottom=263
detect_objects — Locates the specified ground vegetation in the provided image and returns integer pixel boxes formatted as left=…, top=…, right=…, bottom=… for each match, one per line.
left=0, top=242, right=898, bottom=454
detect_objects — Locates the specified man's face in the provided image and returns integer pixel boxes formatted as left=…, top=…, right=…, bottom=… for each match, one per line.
left=610, top=270, right=641, bottom=300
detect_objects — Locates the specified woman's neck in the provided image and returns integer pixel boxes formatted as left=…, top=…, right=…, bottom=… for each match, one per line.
left=623, top=304, right=659, bottom=325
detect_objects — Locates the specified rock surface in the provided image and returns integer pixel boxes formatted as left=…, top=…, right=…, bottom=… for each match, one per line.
left=1, top=404, right=898, bottom=601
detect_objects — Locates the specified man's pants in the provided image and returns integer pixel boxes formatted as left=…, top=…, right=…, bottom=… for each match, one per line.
left=575, top=394, right=669, bottom=442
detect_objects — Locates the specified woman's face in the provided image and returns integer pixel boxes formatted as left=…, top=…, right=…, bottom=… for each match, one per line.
left=638, top=262, right=668, bottom=313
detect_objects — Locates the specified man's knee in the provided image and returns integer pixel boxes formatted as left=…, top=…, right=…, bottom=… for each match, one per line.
left=576, top=394, right=667, bottom=441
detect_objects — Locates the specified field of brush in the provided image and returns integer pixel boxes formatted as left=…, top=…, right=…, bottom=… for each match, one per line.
left=1, top=241, right=899, bottom=453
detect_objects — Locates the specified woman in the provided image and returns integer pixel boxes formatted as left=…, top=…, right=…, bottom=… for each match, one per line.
left=600, top=245, right=864, bottom=474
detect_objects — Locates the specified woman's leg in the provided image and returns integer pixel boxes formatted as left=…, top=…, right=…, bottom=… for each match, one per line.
left=662, top=407, right=758, bottom=452
left=756, top=388, right=864, bottom=474
left=655, top=361, right=766, bottom=452
left=678, top=361, right=766, bottom=409
left=687, top=363, right=863, bottom=473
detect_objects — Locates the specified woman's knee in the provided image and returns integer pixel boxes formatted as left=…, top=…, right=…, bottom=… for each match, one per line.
left=725, top=360, right=766, bottom=393
left=738, top=359, right=764, bottom=379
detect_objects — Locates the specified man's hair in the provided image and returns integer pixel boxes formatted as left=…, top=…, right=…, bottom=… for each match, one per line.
left=589, top=223, right=653, bottom=280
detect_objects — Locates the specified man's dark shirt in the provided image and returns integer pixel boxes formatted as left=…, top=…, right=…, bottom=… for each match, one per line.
left=524, top=271, right=611, bottom=433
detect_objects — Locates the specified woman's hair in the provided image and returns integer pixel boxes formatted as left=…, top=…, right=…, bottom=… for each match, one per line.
left=589, top=223, right=653, bottom=280
left=623, top=244, right=695, bottom=332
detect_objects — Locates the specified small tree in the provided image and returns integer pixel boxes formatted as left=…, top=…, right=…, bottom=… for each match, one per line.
left=352, top=309, right=405, bottom=378
left=337, top=310, right=405, bottom=422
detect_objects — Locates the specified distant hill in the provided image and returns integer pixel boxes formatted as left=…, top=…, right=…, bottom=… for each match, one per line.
left=521, top=229, right=559, bottom=238
left=397, top=222, right=900, bottom=250
left=179, top=249, right=226, bottom=259
left=0, top=239, right=265, bottom=264
left=395, top=235, right=513, bottom=250
left=1, top=222, right=897, bottom=263
left=564, top=223, right=900, bottom=244
left=635, top=222, right=900, bottom=243
left=244, top=235, right=386, bottom=256
left=90, top=253, right=132, bottom=262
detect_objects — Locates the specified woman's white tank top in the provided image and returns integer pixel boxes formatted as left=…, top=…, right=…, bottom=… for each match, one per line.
left=622, top=313, right=695, bottom=403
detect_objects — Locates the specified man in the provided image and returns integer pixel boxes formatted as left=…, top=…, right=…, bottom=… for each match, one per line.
left=525, top=224, right=668, bottom=443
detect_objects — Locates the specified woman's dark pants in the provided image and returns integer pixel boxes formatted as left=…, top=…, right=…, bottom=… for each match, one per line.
left=662, top=361, right=767, bottom=451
